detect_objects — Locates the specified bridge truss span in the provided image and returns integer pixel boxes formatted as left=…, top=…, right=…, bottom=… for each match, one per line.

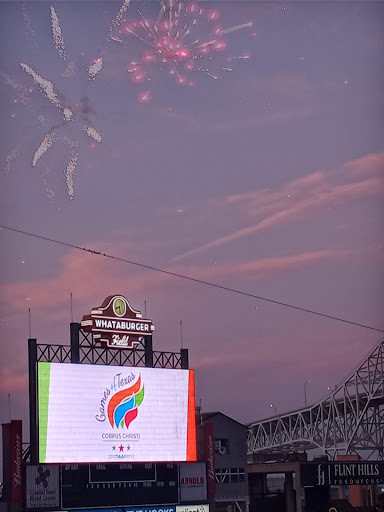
left=247, top=338, right=384, bottom=460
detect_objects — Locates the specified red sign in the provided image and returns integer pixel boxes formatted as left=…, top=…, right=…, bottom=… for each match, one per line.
left=81, top=295, right=154, bottom=349
left=204, top=423, right=216, bottom=495
left=11, top=420, right=23, bottom=502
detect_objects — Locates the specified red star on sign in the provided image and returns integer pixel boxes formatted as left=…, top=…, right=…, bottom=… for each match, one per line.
left=119, top=445, right=124, bottom=452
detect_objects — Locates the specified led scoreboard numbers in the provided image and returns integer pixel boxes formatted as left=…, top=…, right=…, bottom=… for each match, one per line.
left=90, top=463, right=157, bottom=482
left=61, top=463, right=180, bottom=509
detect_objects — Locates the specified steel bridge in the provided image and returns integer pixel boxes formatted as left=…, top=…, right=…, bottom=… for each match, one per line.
left=247, top=337, right=384, bottom=461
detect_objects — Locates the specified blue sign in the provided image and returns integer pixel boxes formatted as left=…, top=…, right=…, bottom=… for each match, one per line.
left=73, top=510, right=123, bottom=512
left=125, top=508, right=176, bottom=512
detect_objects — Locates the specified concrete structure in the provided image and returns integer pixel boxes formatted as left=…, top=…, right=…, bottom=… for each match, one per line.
left=199, top=412, right=249, bottom=512
left=248, top=462, right=301, bottom=512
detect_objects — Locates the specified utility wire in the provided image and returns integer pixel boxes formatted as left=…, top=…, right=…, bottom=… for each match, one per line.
left=1, top=223, right=383, bottom=334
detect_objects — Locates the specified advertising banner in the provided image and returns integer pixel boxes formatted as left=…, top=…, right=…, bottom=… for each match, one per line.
left=300, top=462, right=384, bottom=487
left=1, top=423, right=11, bottom=501
left=179, top=463, right=207, bottom=502
left=26, top=464, right=60, bottom=509
left=124, top=506, right=208, bottom=512
left=10, top=420, right=23, bottom=502
left=176, top=505, right=209, bottom=512
left=203, top=423, right=215, bottom=495
left=37, top=362, right=196, bottom=463
left=125, top=507, right=176, bottom=512
left=73, top=510, right=124, bottom=512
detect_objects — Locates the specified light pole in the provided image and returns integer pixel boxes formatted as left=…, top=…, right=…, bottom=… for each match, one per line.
left=270, top=403, right=277, bottom=416
left=304, top=379, right=311, bottom=407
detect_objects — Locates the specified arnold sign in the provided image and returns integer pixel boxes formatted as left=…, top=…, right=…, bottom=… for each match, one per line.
left=81, top=295, right=154, bottom=349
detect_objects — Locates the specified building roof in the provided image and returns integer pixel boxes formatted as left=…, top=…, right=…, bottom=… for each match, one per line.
left=200, top=411, right=246, bottom=428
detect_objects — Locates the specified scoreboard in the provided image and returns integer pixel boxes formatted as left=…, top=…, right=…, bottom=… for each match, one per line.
left=25, top=462, right=207, bottom=511
left=62, top=463, right=179, bottom=509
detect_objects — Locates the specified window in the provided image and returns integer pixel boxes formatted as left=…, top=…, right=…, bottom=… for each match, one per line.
left=215, top=468, right=246, bottom=484
left=215, top=438, right=229, bottom=455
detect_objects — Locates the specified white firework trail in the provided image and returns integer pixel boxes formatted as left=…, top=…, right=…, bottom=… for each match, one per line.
left=63, top=135, right=78, bottom=149
left=65, top=152, right=77, bottom=200
left=108, top=0, right=131, bottom=38
left=198, top=39, right=218, bottom=49
left=32, top=133, right=55, bottom=167
left=0, top=72, right=31, bottom=107
left=110, top=35, right=123, bottom=43
left=37, top=115, right=48, bottom=127
left=4, top=145, right=23, bottom=174
left=63, top=107, right=73, bottom=121
left=21, top=2, right=37, bottom=53
left=221, top=22, right=254, bottom=35
left=40, top=168, right=55, bottom=201
left=62, top=60, right=76, bottom=78
left=84, top=126, right=102, bottom=143
left=50, top=5, right=66, bottom=60
left=19, top=63, right=63, bottom=114
left=87, top=57, right=103, bottom=79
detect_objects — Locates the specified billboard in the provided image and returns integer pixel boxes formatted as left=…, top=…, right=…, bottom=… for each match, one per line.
left=179, top=462, right=207, bottom=502
left=26, top=464, right=60, bottom=509
left=37, top=362, right=196, bottom=463
left=300, top=462, right=384, bottom=487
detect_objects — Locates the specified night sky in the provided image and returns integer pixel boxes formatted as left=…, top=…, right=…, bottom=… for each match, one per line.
left=0, top=0, right=383, bottom=454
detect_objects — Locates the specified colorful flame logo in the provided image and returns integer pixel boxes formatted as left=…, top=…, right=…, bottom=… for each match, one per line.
left=108, top=375, right=144, bottom=428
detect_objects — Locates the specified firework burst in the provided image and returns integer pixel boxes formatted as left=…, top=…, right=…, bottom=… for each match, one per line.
left=6, top=4, right=104, bottom=199
left=111, top=0, right=254, bottom=103
left=19, top=60, right=102, bottom=198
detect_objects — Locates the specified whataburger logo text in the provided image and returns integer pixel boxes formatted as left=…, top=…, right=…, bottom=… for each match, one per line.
left=81, top=295, right=154, bottom=349
left=94, top=319, right=151, bottom=332
left=96, top=373, right=144, bottom=428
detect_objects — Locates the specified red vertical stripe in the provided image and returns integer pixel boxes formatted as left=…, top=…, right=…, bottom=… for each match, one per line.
left=186, top=370, right=197, bottom=461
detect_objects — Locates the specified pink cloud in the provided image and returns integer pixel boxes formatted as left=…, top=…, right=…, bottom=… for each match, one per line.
left=172, top=248, right=351, bottom=282
left=0, top=249, right=170, bottom=311
left=0, top=368, right=28, bottom=393
left=174, top=152, right=384, bottom=261
left=0, top=247, right=350, bottom=312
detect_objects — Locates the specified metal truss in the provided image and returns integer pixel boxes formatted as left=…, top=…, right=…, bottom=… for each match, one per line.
left=247, top=337, right=384, bottom=460
left=78, top=329, right=147, bottom=366
left=37, top=344, right=72, bottom=363
left=36, top=328, right=187, bottom=369
left=153, top=351, right=183, bottom=368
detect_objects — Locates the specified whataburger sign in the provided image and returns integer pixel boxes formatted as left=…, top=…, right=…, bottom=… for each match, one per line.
left=81, top=295, right=154, bottom=349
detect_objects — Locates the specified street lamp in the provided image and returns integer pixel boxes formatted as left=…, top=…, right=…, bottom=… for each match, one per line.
left=304, top=379, right=311, bottom=407
left=270, top=403, right=277, bottom=416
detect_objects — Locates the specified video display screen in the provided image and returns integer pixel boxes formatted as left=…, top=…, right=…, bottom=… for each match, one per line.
left=37, top=362, right=196, bottom=463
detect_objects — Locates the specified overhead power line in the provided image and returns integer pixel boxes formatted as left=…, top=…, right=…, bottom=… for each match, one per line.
left=1, top=223, right=383, bottom=334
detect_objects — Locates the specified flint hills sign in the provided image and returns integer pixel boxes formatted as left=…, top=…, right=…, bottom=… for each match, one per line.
left=300, top=462, right=384, bottom=487
left=81, top=295, right=154, bottom=349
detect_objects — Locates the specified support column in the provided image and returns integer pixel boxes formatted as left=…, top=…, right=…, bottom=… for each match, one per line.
left=295, top=466, right=303, bottom=512
left=145, top=336, right=153, bottom=367
left=70, top=322, right=80, bottom=363
left=28, top=338, right=38, bottom=463
left=285, top=473, right=295, bottom=512
left=181, top=348, right=189, bottom=369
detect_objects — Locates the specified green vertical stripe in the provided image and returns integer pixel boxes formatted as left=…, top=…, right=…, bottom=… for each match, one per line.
left=38, top=362, right=51, bottom=463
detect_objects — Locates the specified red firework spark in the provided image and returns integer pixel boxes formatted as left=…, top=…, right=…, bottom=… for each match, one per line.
left=112, top=0, right=253, bottom=103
